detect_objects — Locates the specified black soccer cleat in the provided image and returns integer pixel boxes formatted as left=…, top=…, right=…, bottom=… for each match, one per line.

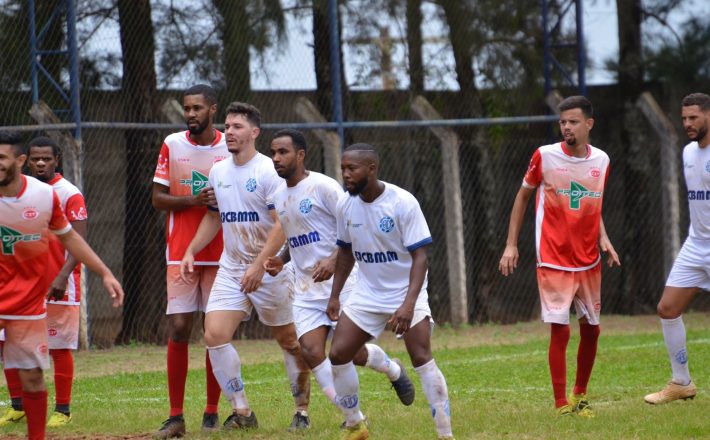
left=152, top=415, right=185, bottom=439
left=390, top=358, right=416, bottom=405
left=288, top=409, right=311, bottom=431
left=223, top=410, right=258, bottom=430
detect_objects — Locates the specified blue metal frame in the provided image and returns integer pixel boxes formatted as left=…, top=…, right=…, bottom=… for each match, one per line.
left=542, top=0, right=586, bottom=96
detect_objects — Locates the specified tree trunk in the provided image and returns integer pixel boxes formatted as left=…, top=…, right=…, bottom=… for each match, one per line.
left=115, top=0, right=164, bottom=344
left=406, top=0, right=424, bottom=94
left=214, top=0, right=251, bottom=106
left=312, top=0, right=348, bottom=123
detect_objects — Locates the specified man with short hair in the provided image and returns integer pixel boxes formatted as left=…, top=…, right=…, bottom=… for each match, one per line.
left=181, top=102, right=311, bottom=432
left=152, top=84, right=226, bottom=437
left=499, top=95, right=620, bottom=416
left=644, top=92, right=710, bottom=405
left=327, top=143, right=454, bottom=440
left=0, top=130, right=123, bottom=440
left=0, top=136, right=88, bottom=428
left=266, top=129, right=415, bottom=425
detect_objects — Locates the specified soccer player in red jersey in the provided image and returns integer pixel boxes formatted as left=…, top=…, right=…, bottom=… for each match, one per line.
left=151, top=84, right=227, bottom=437
left=499, top=96, right=620, bottom=416
left=0, top=130, right=123, bottom=440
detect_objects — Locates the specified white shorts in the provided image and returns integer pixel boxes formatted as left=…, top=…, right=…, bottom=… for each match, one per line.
left=666, top=237, right=710, bottom=290
left=294, top=299, right=336, bottom=340
left=342, top=301, right=434, bottom=339
left=206, top=266, right=294, bottom=327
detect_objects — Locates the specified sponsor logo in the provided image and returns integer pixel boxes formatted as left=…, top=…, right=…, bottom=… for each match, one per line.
left=214, top=156, right=227, bottom=163
left=299, top=198, right=313, bottom=214
left=675, top=348, right=688, bottom=364
left=217, top=180, right=232, bottom=189
left=354, top=250, right=398, bottom=264
left=555, top=167, right=569, bottom=173
left=70, top=206, right=87, bottom=221
left=688, top=190, right=710, bottom=201
left=221, top=211, right=260, bottom=223
left=556, top=181, right=602, bottom=210
left=245, top=178, right=257, bottom=192
left=179, top=170, right=209, bottom=195
left=589, top=167, right=601, bottom=178
left=36, top=343, right=48, bottom=355
left=0, top=225, right=41, bottom=255
left=594, top=302, right=601, bottom=312
left=48, top=328, right=58, bottom=337
left=177, top=157, right=190, bottom=163
left=706, top=161, right=710, bottom=173
left=288, top=230, right=320, bottom=248
left=22, top=207, right=38, bottom=220
left=379, top=216, right=395, bottom=233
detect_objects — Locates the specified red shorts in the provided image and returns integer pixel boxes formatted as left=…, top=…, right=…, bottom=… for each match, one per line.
left=0, top=319, right=50, bottom=369
left=536, top=264, right=601, bottom=325
left=166, top=265, right=218, bottom=315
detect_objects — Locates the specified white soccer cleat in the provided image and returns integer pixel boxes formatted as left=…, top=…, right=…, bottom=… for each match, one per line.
left=644, top=380, right=697, bottom=404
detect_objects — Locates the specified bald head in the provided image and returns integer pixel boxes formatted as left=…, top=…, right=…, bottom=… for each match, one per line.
left=343, top=143, right=379, bottom=166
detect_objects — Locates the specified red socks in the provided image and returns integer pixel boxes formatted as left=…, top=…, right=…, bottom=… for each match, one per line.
left=549, top=323, right=570, bottom=408
left=167, top=339, right=189, bottom=417
left=4, top=368, right=23, bottom=402
left=574, top=323, right=601, bottom=395
left=205, top=349, right=221, bottom=414
left=23, top=390, right=47, bottom=440
left=50, top=349, right=74, bottom=412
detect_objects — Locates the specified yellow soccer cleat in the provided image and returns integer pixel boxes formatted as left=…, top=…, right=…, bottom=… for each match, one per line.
left=47, top=411, right=72, bottom=428
left=342, top=420, right=369, bottom=440
left=0, top=408, right=25, bottom=426
left=556, top=404, right=575, bottom=416
left=568, top=392, right=594, bottom=418
left=438, top=437, right=456, bottom=440
left=644, top=380, right=697, bottom=405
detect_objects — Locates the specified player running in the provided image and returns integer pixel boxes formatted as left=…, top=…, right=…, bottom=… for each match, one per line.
left=499, top=96, right=620, bottom=417
left=266, top=129, right=415, bottom=425
left=151, top=84, right=226, bottom=437
left=0, top=130, right=123, bottom=440
left=644, top=92, right=710, bottom=404
left=327, top=143, right=454, bottom=440
left=180, top=102, right=311, bottom=431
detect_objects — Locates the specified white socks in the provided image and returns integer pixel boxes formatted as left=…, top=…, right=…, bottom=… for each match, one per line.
left=415, top=359, right=452, bottom=438
left=364, top=343, right=401, bottom=381
left=312, top=358, right=337, bottom=403
left=283, top=349, right=311, bottom=410
left=661, top=316, right=691, bottom=385
left=332, top=361, right=365, bottom=426
left=208, top=343, right=249, bottom=411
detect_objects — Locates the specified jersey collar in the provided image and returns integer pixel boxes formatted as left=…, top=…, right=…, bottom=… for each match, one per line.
left=185, top=129, right=222, bottom=147
left=560, top=141, right=590, bottom=159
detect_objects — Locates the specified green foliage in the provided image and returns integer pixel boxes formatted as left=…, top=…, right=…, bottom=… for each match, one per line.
left=645, top=17, right=710, bottom=88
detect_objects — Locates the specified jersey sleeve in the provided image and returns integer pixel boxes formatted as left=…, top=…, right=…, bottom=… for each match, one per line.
left=207, top=166, right=219, bottom=212
left=398, top=196, right=432, bottom=252
left=262, top=168, right=283, bottom=210
left=321, top=177, right=344, bottom=217
left=64, top=193, right=87, bottom=221
left=50, top=191, right=72, bottom=235
left=153, top=142, right=170, bottom=186
left=335, top=196, right=351, bottom=248
left=522, top=148, right=543, bottom=188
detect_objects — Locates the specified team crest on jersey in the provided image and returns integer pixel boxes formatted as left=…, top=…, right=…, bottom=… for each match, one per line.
left=299, top=198, right=313, bottom=214
left=0, top=225, right=41, bottom=255
left=179, top=170, right=209, bottom=195
left=556, top=181, right=601, bottom=210
left=589, top=167, right=601, bottom=178
left=379, top=216, right=395, bottom=233
left=22, top=207, right=38, bottom=220
left=705, top=160, right=710, bottom=173
left=245, top=178, right=257, bottom=192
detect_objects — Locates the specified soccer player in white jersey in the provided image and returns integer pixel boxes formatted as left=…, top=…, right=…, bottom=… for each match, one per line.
left=0, top=130, right=123, bottom=440
left=151, top=84, right=227, bottom=437
left=327, top=143, right=454, bottom=440
left=644, top=93, right=710, bottom=404
left=266, top=129, right=415, bottom=421
left=180, top=102, right=311, bottom=431
left=499, top=96, right=620, bottom=417
left=0, top=137, right=88, bottom=429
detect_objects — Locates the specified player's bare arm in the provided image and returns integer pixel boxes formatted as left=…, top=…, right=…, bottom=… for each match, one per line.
left=180, top=209, right=222, bottom=280
left=326, top=247, right=356, bottom=321
left=599, top=217, right=621, bottom=267
left=499, top=185, right=535, bottom=276
left=57, top=228, right=124, bottom=307
left=48, top=218, right=87, bottom=301
left=151, top=182, right=217, bottom=211
left=312, top=248, right=337, bottom=282
left=241, top=210, right=286, bottom=293
left=388, top=245, right=429, bottom=336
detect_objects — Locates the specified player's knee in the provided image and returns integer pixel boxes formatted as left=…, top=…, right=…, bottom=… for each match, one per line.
left=300, top=343, right=324, bottom=366
left=18, top=368, right=45, bottom=392
left=408, top=351, right=433, bottom=368
left=657, top=302, right=681, bottom=319
left=168, top=316, right=193, bottom=342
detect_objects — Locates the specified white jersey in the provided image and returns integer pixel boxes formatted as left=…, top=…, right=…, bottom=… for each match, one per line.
left=683, top=141, right=710, bottom=240
left=336, top=182, right=432, bottom=311
left=208, top=152, right=282, bottom=271
left=273, top=171, right=356, bottom=306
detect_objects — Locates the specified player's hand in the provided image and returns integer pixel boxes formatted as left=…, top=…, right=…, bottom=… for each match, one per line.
left=102, top=274, right=124, bottom=308
left=600, top=236, right=621, bottom=267
left=180, top=252, right=195, bottom=282
left=47, top=274, right=69, bottom=301
left=241, top=263, right=265, bottom=293
left=326, top=297, right=340, bottom=321
left=498, top=244, right=519, bottom=276
left=263, top=256, right=284, bottom=276
left=388, top=302, right=415, bottom=337
left=195, top=187, right=217, bottom=207
left=312, top=257, right=336, bottom=282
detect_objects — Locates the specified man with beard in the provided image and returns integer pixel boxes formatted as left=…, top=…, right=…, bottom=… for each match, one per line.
left=180, top=102, right=311, bottom=432
left=266, top=129, right=415, bottom=426
left=644, top=92, right=710, bottom=405
left=499, top=95, right=620, bottom=417
left=0, top=130, right=123, bottom=440
left=327, top=143, right=454, bottom=440
left=0, top=137, right=87, bottom=428
left=152, top=84, right=227, bottom=437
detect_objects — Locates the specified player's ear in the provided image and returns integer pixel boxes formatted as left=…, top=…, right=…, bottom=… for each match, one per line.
left=586, top=117, right=594, bottom=131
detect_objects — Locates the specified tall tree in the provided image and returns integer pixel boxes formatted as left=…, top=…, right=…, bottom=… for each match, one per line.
left=213, top=0, right=251, bottom=104
left=406, top=0, right=424, bottom=94
left=311, top=0, right=348, bottom=121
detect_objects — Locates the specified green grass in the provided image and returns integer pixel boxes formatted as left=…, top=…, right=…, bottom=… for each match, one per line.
left=2, top=313, right=710, bottom=439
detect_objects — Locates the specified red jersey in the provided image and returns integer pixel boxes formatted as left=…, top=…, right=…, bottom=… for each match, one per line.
left=523, top=142, right=610, bottom=271
left=0, top=175, right=71, bottom=318
left=153, top=130, right=228, bottom=265
left=46, top=174, right=87, bottom=304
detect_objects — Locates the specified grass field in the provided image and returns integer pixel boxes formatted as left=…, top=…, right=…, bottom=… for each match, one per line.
left=2, top=313, right=710, bottom=439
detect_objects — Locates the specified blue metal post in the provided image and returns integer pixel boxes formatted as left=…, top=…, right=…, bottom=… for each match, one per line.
left=66, top=0, right=82, bottom=142
left=575, top=0, right=586, bottom=95
left=328, top=0, right=345, bottom=149
left=28, top=0, right=39, bottom=104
